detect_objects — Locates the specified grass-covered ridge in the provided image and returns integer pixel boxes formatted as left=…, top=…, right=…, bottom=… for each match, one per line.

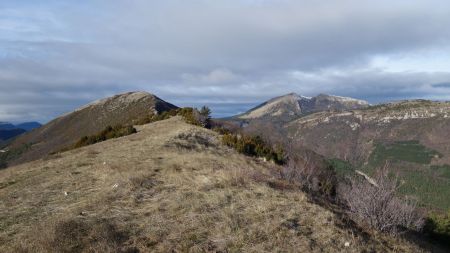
left=66, top=107, right=212, bottom=152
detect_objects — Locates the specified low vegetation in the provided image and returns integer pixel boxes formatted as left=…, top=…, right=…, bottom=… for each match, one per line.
left=280, top=157, right=337, bottom=198
left=135, top=106, right=211, bottom=128
left=369, top=141, right=441, bottom=167
left=424, top=211, right=450, bottom=246
left=397, top=169, right=450, bottom=210
left=221, top=133, right=284, bottom=164
left=327, top=158, right=354, bottom=178
left=364, top=141, right=450, bottom=210
left=73, top=125, right=137, bottom=149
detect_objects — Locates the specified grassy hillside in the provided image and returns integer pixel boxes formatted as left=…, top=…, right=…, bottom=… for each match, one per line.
left=5, top=92, right=177, bottom=167
left=0, top=117, right=428, bottom=252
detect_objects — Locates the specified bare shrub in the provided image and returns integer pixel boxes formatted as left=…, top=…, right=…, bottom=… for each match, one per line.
left=279, top=140, right=336, bottom=197
left=339, top=168, right=424, bottom=235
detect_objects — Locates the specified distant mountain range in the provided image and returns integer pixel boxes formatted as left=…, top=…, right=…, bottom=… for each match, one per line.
left=235, top=93, right=369, bottom=121
left=0, top=122, right=17, bottom=130
left=0, top=121, right=42, bottom=143
left=15, top=122, right=42, bottom=131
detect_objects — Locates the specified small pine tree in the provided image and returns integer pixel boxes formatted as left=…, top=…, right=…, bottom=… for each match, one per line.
left=197, top=106, right=212, bottom=128
left=199, top=106, right=211, bottom=119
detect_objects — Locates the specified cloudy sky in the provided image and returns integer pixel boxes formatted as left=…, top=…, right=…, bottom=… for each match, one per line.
left=1, top=0, right=450, bottom=122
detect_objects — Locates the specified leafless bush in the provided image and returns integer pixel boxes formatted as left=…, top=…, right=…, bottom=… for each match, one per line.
left=280, top=158, right=312, bottom=185
left=279, top=140, right=336, bottom=196
left=339, top=168, right=424, bottom=235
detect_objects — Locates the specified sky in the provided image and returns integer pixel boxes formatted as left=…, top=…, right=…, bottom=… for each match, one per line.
left=1, top=0, right=450, bottom=123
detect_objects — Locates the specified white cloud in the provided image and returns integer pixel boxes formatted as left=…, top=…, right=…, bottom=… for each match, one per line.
left=370, top=48, right=450, bottom=73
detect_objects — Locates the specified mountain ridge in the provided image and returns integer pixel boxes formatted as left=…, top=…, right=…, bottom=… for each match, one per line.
left=237, top=92, right=369, bottom=120
left=4, top=91, right=178, bottom=167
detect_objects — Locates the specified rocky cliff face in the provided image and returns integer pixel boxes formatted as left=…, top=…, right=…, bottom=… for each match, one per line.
left=289, top=100, right=450, bottom=130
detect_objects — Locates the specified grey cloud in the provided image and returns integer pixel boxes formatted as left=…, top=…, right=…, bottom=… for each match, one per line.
left=432, top=82, right=450, bottom=89
left=1, top=0, right=450, bottom=122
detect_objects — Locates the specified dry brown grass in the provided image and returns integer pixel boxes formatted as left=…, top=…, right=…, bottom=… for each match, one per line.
left=0, top=117, right=430, bottom=252
left=15, top=218, right=134, bottom=253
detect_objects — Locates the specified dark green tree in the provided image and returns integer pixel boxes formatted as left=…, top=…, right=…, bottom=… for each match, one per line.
left=199, top=106, right=211, bottom=119
left=197, top=106, right=212, bottom=128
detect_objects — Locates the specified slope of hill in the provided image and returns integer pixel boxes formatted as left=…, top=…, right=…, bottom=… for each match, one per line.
left=237, top=93, right=368, bottom=121
left=285, top=99, right=450, bottom=209
left=0, top=117, right=428, bottom=252
left=4, top=91, right=177, bottom=167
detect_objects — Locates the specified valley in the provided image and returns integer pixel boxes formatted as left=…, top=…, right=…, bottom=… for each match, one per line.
left=225, top=94, right=450, bottom=211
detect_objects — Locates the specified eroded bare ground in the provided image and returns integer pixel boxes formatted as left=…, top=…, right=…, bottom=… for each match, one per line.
left=0, top=117, right=427, bottom=252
